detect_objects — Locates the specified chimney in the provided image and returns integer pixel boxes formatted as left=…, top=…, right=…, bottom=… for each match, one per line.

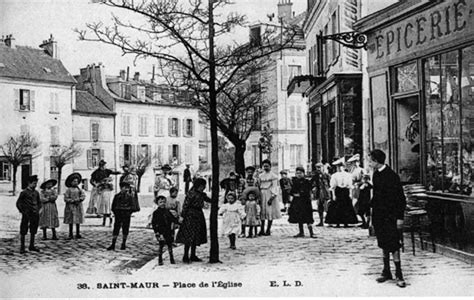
left=39, top=34, right=58, bottom=59
left=277, top=0, right=293, bottom=22
left=126, top=66, right=130, bottom=81
left=3, top=34, right=15, bottom=48
left=119, top=69, right=126, bottom=80
left=133, top=72, right=140, bottom=81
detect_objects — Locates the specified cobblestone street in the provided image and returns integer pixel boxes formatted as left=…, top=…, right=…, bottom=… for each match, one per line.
left=1, top=193, right=473, bottom=297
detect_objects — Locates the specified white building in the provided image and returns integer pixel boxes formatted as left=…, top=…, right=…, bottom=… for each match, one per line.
left=244, top=1, right=308, bottom=175
left=0, top=35, right=76, bottom=192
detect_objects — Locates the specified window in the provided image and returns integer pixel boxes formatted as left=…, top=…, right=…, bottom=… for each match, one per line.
left=155, top=144, right=164, bottom=167
left=91, top=121, right=100, bottom=142
left=122, top=114, right=131, bottom=136
left=296, top=105, right=303, bottom=129
left=153, top=92, right=162, bottom=102
left=170, top=144, right=180, bottom=164
left=87, top=149, right=104, bottom=169
left=49, top=92, right=59, bottom=113
left=20, top=89, right=31, bottom=111
left=50, top=156, right=58, bottom=180
left=252, top=145, right=259, bottom=167
left=323, top=24, right=328, bottom=69
left=289, top=105, right=296, bottom=129
left=169, top=118, right=179, bottom=136
left=91, top=149, right=101, bottom=168
left=137, top=86, right=146, bottom=101
left=395, top=62, right=418, bottom=93
left=253, top=106, right=261, bottom=130
left=124, top=144, right=132, bottom=165
left=185, top=119, right=193, bottom=137
left=122, top=84, right=132, bottom=100
left=139, top=115, right=148, bottom=136
left=50, top=126, right=59, bottom=146
left=290, top=144, right=303, bottom=168
left=0, top=161, right=10, bottom=181
left=331, top=9, right=340, bottom=61
left=155, top=116, right=164, bottom=136
left=288, top=65, right=302, bottom=82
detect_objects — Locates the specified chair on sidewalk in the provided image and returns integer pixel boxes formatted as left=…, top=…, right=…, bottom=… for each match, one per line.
left=404, top=208, right=436, bottom=255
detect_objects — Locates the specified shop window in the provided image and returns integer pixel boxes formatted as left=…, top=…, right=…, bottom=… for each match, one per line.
left=395, top=62, right=418, bottom=93
left=461, top=46, right=474, bottom=195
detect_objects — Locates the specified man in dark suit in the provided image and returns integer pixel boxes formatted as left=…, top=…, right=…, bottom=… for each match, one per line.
left=369, top=149, right=407, bottom=288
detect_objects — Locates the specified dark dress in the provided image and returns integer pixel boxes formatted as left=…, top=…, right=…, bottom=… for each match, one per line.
left=176, top=189, right=210, bottom=246
left=371, top=166, right=406, bottom=252
left=152, top=207, right=179, bottom=244
left=325, top=186, right=358, bottom=225
left=288, top=177, right=314, bottom=224
left=355, top=182, right=372, bottom=217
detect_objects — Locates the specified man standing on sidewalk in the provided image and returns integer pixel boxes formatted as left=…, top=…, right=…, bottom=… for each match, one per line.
left=369, top=149, right=407, bottom=288
left=16, top=175, right=41, bottom=253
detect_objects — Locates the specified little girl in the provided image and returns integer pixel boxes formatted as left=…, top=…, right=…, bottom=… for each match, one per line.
left=167, top=187, right=181, bottom=245
left=97, top=177, right=114, bottom=227
left=64, top=173, right=86, bottom=239
left=219, top=192, right=246, bottom=249
left=243, top=188, right=261, bottom=238
left=39, top=179, right=59, bottom=240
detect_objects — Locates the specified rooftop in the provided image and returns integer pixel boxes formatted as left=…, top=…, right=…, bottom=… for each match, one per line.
left=74, top=90, right=114, bottom=115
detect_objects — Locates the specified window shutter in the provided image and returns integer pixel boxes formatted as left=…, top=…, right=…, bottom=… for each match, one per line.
left=297, top=106, right=302, bottom=129
left=30, top=90, right=35, bottom=111
left=55, top=93, right=59, bottom=113
left=191, top=119, right=195, bottom=137
left=168, top=118, right=172, bottom=136
left=87, top=149, right=92, bottom=169
left=131, top=144, right=136, bottom=166
left=177, top=119, right=181, bottom=137
left=168, top=145, right=173, bottom=163
left=281, top=65, right=289, bottom=91
left=177, top=145, right=181, bottom=164
left=119, top=144, right=124, bottom=166
left=183, top=119, right=187, bottom=137
left=50, top=92, right=54, bottom=112
left=14, top=89, right=20, bottom=111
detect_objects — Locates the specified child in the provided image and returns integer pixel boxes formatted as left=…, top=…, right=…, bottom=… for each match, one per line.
left=356, top=174, right=372, bottom=229
left=152, top=195, right=179, bottom=265
left=97, top=177, right=114, bottom=227
left=107, top=181, right=135, bottom=250
left=167, top=187, right=181, bottom=245
left=39, top=179, right=59, bottom=240
left=279, top=170, right=292, bottom=213
left=219, top=192, right=246, bottom=249
left=16, top=175, right=41, bottom=253
left=64, top=173, right=86, bottom=240
left=243, top=188, right=261, bottom=238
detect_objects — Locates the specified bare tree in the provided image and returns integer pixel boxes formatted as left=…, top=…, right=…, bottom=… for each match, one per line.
left=0, top=132, right=39, bottom=196
left=76, top=0, right=299, bottom=263
left=51, top=143, right=82, bottom=193
left=135, top=153, right=151, bottom=193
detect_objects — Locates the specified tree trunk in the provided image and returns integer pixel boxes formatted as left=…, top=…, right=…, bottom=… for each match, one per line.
left=208, top=0, right=220, bottom=264
left=137, top=175, right=142, bottom=193
left=234, top=142, right=246, bottom=177
left=12, top=165, right=18, bottom=196
left=57, top=167, right=62, bottom=194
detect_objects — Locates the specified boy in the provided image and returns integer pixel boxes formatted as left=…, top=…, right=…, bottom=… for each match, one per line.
left=107, top=181, right=134, bottom=251
left=152, top=195, right=179, bottom=265
left=16, top=175, right=41, bottom=253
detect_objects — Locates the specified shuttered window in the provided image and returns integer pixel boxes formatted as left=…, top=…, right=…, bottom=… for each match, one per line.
left=122, top=114, right=131, bottom=135
left=50, top=126, right=59, bottom=146
left=155, top=116, right=164, bottom=136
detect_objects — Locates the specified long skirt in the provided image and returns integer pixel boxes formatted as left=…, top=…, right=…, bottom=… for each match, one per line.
left=260, top=189, right=281, bottom=221
left=325, top=187, right=358, bottom=225
left=64, top=203, right=84, bottom=224
left=288, top=196, right=314, bottom=224
left=97, top=189, right=113, bottom=215
left=176, top=208, right=207, bottom=246
left=86, top=187, right=100, bottom=214
left=39, top=202, right=59, bottom=228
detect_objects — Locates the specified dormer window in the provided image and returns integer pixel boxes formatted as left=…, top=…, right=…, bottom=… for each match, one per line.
left=137, top=86, right=146, bottom=101
left=153, top=92, right=162, bottom=102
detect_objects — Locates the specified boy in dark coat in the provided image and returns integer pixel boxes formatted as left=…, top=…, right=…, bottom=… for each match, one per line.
left=369, top=149, right=407, bottom=288
left=107, top=181, right=134, bottom=251
left=16, top=175, right=41, bottom=253
left=152, top=195, right=179, bottom=265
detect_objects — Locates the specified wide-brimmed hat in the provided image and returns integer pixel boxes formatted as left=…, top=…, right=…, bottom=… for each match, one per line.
left=245, top=166, right=256, bottom=172
left=347, top=154, right=360, bottom=163
left=99, top=159, right=107, bottom=166
left=161, top=164, right=171, bottom=171
left=40, top=179, right=58, bottom=189
left=65, top=172, right=82, bottom=187
left=241, top=187, right=261, bottom=199
left=332, top=157, right=345, bottom=166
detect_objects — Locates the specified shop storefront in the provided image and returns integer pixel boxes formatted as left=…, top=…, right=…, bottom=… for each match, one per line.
left=355, top=0, right=474, bottom=256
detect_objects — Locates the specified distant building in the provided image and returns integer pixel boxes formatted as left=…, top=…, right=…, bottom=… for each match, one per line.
left=0, top=34, right=75, bottom=192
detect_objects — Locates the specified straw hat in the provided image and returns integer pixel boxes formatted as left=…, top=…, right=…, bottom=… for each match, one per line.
left=347, top=154, right=360, bottom=163
left=40, top=179, right=57, bottom=189
left=65, top=172, right=82, bottom=187
left=332, top=157, right=345, bottom=166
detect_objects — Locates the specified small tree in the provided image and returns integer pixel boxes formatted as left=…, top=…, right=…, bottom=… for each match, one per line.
left=51, top=143, right=82, bottom=193
left=135, top=153, right=151, bottom=193
left=0, top=132, right=39, bottom=196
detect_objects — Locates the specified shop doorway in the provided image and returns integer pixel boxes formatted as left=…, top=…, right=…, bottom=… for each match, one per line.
left=395, top=95, right=420, bottom=183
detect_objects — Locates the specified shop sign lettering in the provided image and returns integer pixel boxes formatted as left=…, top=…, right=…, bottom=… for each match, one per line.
left=367, top=0, right=474, bottom=65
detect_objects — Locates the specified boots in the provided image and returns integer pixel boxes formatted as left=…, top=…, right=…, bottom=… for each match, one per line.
left=394, top=261, right=406, bottom=288
left=183, top=244, right=190, bottom=263
left=120, top=235, right=127, bottom=250
left=20, top=235, right=26, bottom=254
left=265, top=221, right=272, bottom=236
left=308, top=225, right=317, bottom=238
left=376, top=255, right=392, bottom=283
left=229, top=234, right=236, bottom=249
left=190, top=245, right=202, bottom=262
left=42, top=228, right=48, bottom=240
left=75, top=224, right=82, bottom=239
left=52, top=228, right=58, bottom=240
left=258, top=221, right=265, bottom=236
left=169, top=246, right=175, bottom=264
left=107, top=236, right=117, bottom=251
left=109, top=216, right=113, bottom=227
left=28, top=234, right=40, bottom=252
left=102, top=216, right=106, bottom=226
left=67, top=224, right=74, bottom=240
left=294, top=224, right=304, bottom=238
left=317, top=212, right=324, bottom=226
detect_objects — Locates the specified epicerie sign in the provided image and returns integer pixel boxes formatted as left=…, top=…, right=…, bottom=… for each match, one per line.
left=367, top=0, right=474, bottom=65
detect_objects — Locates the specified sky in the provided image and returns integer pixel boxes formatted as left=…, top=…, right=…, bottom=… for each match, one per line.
left=0, top=0, right=307, bottom=80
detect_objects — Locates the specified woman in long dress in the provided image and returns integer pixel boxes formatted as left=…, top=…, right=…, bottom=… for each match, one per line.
left=257, top=159, right=281, bottom=236
left=325, top=157, right=358, bottom=227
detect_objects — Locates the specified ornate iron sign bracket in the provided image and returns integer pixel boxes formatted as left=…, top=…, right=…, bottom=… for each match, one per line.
left=319, top=31, right=367, bottom=50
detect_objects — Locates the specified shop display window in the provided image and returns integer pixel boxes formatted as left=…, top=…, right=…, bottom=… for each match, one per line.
left=395, top=61, right=418, bottom=93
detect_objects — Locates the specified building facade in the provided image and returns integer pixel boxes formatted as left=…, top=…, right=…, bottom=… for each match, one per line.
left=355, top=0, right=474, bottom=255
left=245, top=0, right=309, bottom=175
left=0, top=35, right=75, bottom=192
